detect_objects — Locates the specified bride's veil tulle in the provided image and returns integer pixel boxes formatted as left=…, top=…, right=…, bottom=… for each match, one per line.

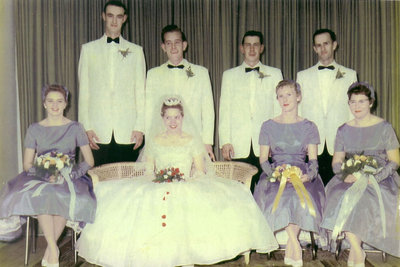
left=138, top=95, right=214, bottom=177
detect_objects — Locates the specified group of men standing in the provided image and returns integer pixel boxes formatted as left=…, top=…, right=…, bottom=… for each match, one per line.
left=78, top=0, right=357, bottom=186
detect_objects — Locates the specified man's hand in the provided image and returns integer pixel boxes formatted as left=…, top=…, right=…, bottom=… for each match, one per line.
left=222, top=144, right=234, bottom=161
left=205, top=144, right=216, bottom=162
left=86, top=130, right=100, bottom=150
left=131, top=131, right=144, bottom=150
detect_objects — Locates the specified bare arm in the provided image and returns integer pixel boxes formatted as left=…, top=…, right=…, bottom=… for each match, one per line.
left=23, top=148, right=36, bottom=171
left=80, top=144, right=94, bottom=167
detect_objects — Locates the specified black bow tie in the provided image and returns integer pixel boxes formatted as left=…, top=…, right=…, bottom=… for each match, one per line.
left=318, top=65, right=335, bottom=70
left=245, top=67, right=260, bottom=73
left=107, top=37, right=120, bottom=44
left=167, top=64, right=185, bottom=69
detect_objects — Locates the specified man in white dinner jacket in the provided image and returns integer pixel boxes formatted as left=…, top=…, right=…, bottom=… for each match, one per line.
left=297, top=28, right=357, bottom=184
left=78, top=0, right=146, bottom=166
left=219, top=30, right=283, bottom=190
left=145, top=24, right=215, bottom=160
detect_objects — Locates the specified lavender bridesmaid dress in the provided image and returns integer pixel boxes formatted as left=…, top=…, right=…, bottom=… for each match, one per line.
left=321, top=121, right=400, bottom=257
left=0, top=122, right=96, bottom=241
left=254, top=119, right=326, bottom=235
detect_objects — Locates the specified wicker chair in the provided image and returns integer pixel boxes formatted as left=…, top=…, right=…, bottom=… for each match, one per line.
left=87, top=161, right=257, bottom=265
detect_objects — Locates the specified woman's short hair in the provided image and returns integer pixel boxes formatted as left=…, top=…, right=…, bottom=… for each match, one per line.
left=41, top=84, right=69, bottom=102
left=275, top=79, right=301, bottom=96
left=347, top=82, right=375, bottom=103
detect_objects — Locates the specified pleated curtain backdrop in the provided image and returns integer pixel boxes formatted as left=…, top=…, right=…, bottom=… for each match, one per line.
left=14, top=0, right=400, bottom=160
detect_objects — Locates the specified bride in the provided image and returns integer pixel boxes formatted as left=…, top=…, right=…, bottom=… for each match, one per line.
left=76, top=96, right=278, bottom=267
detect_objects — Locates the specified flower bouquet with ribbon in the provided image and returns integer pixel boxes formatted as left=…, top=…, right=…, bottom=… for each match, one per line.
left=153, top=167, right=185, bottom=183
left=270, top=164, right=316, bottom=217
left=332, top=154, right=384, bottom=241
left=34, top=151, right=71, bottom=183
left=339, top=154, right=378, bottom=180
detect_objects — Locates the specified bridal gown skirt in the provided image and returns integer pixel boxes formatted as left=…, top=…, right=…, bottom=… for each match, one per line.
left=77, top=175, right=278, bottom=267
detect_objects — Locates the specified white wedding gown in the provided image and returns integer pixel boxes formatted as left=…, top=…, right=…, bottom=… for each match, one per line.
left=76, top=140, right=278, bottom=267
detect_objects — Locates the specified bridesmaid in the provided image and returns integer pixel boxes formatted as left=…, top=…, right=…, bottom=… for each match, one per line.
left=0, top=85, right=96, bottom=267
left=321, top=82, right=400, bottom=267
left=254, top=80, right=326, bottom=267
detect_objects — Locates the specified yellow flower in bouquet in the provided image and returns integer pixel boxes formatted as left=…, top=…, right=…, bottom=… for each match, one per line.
left=340, top=154, right=378, bottom=181
left=34, top=152, right=71, bottom=183
left=271, top=163, right=316, bottom=217
left=270, top=164, right=302, bottom=182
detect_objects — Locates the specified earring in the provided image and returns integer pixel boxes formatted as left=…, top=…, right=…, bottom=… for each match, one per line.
left=369, top=104, right=373, bottom=108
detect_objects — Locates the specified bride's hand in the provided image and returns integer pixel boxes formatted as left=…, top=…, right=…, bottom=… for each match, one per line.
left=344, top=174, right=357, bottom=183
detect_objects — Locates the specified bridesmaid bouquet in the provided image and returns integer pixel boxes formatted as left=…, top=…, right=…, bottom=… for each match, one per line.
left=333, top=154, right=385, bottom=240
left=270, top=164, right=316, bottom=217
left=34, top=151, right=71, bottom=183
left=269, top=164, right=302, bottom=182
left=340, top=154, right=379, bottom=181
left=153, top=167, right=185, bottom=183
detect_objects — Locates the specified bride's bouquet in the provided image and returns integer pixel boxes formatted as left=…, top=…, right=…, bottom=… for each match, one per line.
left=269, top=164, right=316, bottom=217
left=340, top=154, right=379, bottom=180
left=153, top=167, right=185, bottom=183
left=34, top=151, right=71, bottom=183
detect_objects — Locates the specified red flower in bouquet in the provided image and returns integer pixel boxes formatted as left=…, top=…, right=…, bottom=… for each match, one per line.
left=153, top=167, right=185, bottom=183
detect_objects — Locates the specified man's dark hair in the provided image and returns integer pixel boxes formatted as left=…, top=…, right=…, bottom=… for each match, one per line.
left=161, top=25, right=187, bottom=43
left=103, top=0, right=127, bottom=14
left=312, top=29, right=336, bottom=45
left=241, top=31, right=264, bottom=45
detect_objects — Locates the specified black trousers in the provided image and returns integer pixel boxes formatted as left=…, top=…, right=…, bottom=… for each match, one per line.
left=232, top=144, right=262, bottom=193
left=92, top=133, right=144, bottom=167
left=318, top=143, right=334, bottom=185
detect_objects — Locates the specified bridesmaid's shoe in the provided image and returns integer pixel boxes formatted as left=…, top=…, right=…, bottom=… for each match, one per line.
left=347, top=260, right=354, bottom=267
left=41, top=258, right=48, bottom=266
left=46, top=263, right=59, bottom=267
left=353, top=250, right=366, bottom=267
left=284, top=257, right=294, bottom=265
left=291, top=259, right=303, bottom=267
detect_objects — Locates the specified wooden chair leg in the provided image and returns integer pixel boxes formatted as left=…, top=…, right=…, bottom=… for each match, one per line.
left=24, top=217, right=30, bottom=266
left=74, top=230, right=78, bottom=263
left=31, top=218, right=36, bottom=253
left=310, top=232, right=317, bottom=260
left=335, top=238, right=342, bottom=261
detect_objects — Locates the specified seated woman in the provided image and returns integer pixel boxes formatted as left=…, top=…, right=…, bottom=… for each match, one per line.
left=321, top=82, right=400, bottom=267
left=76, top=96, right=278, bottom=267
left=253, top=80, right=326, bottom=267
left=0, top=84, right=96, bottom=267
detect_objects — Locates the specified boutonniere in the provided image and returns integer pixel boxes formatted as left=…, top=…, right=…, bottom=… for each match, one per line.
left=118, top=48, right=131, bottom=58
left=186, top=66, right=195, bottom=78
left=336, top=69, right=345, bottom=79
left=257, top=70, right=270, bottom=79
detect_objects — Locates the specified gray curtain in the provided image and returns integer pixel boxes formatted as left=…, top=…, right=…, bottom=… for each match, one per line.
left=15, top=0, right=400, bottom=160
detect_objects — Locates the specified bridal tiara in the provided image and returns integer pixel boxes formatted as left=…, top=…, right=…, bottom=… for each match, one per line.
left=164, top=97, right=182, bottom=106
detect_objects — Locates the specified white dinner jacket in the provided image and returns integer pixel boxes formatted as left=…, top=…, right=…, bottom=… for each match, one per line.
left=297, top=62, right=357, bottom=155
left=219, top=62, right=283, bottom=158
left=78, top=35, right=146, bottom=144
left=145, top=59, right=215, bottom=145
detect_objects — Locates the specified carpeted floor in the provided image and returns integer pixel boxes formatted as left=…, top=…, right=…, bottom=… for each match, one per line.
left=34, top=240, right=371, bottom=267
